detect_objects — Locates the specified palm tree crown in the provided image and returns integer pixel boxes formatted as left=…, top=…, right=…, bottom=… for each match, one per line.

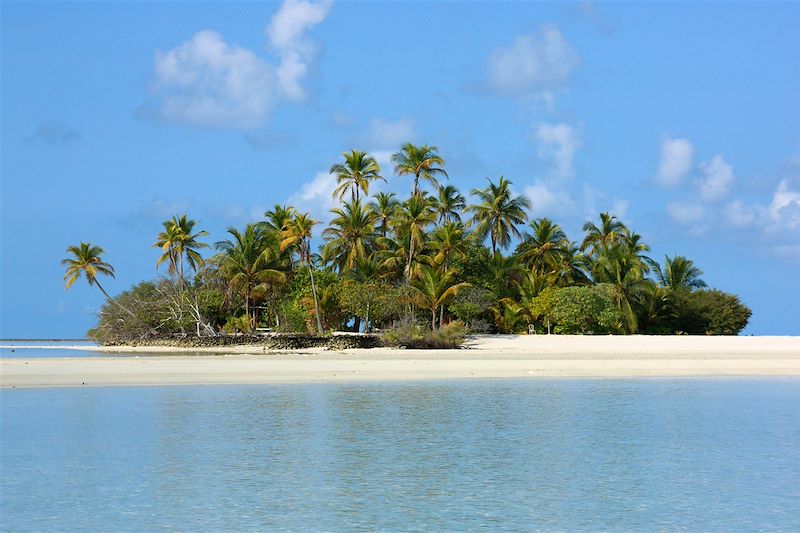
left=330, top=150, right=384, bottom=203
left=391, top=143, right=447, bottom=196
left=154, top=214, right=208, bottom=283
left=435, top=184, right=466, bottom=223
left=467, top=176, right=531, bottom=255
left=656, top=255, right=707, bottom=291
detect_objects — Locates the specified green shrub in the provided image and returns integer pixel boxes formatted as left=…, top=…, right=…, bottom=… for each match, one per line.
left=381, top=320, right=467, bottom=349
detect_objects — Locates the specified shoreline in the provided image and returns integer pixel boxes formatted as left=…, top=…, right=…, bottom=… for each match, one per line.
left=2, top=335, right=799, bottom=388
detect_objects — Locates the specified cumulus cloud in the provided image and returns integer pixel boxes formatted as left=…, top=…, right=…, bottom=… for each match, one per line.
left=768, top=179, right=800, bottom=229
left=535, top=122, right=581, bottom=180
left=696, top=155, right=735, bottom=202
left=655, top=137, right=693, bottom=187
left=486, top=24, right=580, bottom=98
left=147, top=0, right=332, bottom=130
left=524, top=181, right=576, bottom=218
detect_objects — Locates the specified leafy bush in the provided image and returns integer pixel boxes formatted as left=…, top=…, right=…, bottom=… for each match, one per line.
left=448, top=286, right=495, bottom=328
left=222, top=315, right=251, bottom=334
left=381, top=320, right=467, bottom=349
left=529, top=285, right=620, bottom=334
left=670, top=289, right=751, bottom=335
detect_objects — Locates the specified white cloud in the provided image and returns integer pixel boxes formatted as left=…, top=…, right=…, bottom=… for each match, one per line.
left=287, top=170, right=338, bottom=222
left=524, top=181, right=576, bottom=218
left=151, top=31, right=277, bottom=129
left=148, top=0, right=332, bottom=130
left=359, top=118, right=416, bottom=149
left=655, top=137, right=694, bottom=187
left=266, top=0, right=333, bottom=101
left=768, top=179, right=800, bottom=229
left=667, top=201, right=705, bottom=224
left=535, top=122, right=581, bottom=180
left=697, top=155, right=735, bottom=202
left=487, top=24, right=580, bottom=97
left=725, top=200, right=758, bottom=228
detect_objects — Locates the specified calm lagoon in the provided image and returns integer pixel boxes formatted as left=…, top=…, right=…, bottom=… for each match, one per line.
left=2, top=379, right=799, bottom=531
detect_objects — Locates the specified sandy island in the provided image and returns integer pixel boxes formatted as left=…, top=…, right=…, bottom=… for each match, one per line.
left=2, top=335, right=799, bottom=388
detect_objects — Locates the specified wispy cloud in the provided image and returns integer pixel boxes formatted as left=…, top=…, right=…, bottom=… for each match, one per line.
left=25, top=120, right=79, bottom=145
left=534, top=122, right=581, bottom=180
left=696, top=154, right=735, bottom=202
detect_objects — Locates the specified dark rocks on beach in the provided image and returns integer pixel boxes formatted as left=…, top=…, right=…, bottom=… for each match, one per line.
left=100, top=333, right=381, bottom=350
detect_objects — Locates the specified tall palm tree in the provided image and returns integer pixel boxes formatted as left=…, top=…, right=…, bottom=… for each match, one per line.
left=592, top=243, right=649, bottom=333
left=412, top=265, right=470, bottom=329
left=434, top=184, right=466, bottom=223
left=322, top=200, right=377, bottom=272
left=429, top=221, right=469, bottom=268
left=262, top=205, right=297, bottom=233
left=369, top=192, right=399, bottom=238
left=393, top=195, right=436, bottom=283
left=215, top=225, right=286, bottom=329
left=655, top=255, right=707, bottom=291
left=330, top=150, right=384, bottom=203
left=517, top=217, right=568, bottom=275
left=581, top=212, right=626, bottom=257
left=62, top=242, right=133, bottom=316
left=280, top=213, right=323, bottom=334
left=154, top=214, right=208, bottom=286
left=467, top=176, right=531, bottom=255
left=391, top=143, right=448, bottom=196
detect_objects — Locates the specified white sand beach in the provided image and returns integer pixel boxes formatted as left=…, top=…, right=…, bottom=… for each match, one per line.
left=2, top=335, right=799, bottom=388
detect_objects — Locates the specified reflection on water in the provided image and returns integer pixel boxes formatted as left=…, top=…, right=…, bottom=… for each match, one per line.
left=2, top=379, right=799, bottom=531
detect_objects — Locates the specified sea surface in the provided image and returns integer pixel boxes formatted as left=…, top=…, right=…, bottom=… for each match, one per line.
left=2, top=379, right=799, bottom=531
left=1, top=340, right=100, bottom=358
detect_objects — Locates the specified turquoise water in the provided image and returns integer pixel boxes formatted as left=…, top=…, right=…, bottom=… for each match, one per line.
left=1, top=340, right=100, bottom=358
left=2, top=379, right=799, bottom=531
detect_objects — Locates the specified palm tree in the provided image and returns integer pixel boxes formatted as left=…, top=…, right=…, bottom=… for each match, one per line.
left=280, top=213, right=323, bottom=334
left=369, top=192, right=399, bottom=238
left=581, top=212, right=626, bottom=257
left=434, top=184, right=466, bottom=223
left=322, top=200, right=377, bottom=272
left=412, top=265, right=470, bottom=329
left=429, top=222, right=469, bottom=268
left=393, top=195, right=436, bottom=283
left=655, top=255, right=707, bottom=291
left=262, top=205, right=297, bottom=233
left=154, top=215, right=208, bottom=286
left=592, top=244, right=649, bottom=333
left=62, top=242, right=133, bottom=316
left=467, top=176, right=531, bottom=255
left=517, top=218, right=568, bottom=275
left=330, top=150, right=384, bottom=203
left=391, top=143, right=448, bottom=196
left=215, top=225, right=286, bottom=329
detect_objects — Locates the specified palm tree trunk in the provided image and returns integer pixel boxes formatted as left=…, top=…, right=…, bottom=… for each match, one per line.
left=406, top=237, right=416, bottom=284
left=94, top=279, right=135, bottom=318
left=431, top=306, right=436, bottom=330
left=414, top=172, right=420, bottom=196
left=307, top=259, right=324, bottom=334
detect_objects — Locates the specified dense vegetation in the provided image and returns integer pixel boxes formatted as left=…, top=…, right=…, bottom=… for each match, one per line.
left=62, top=144, right=751, bottom=342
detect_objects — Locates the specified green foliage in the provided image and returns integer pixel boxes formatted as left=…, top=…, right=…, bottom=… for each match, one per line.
left=337, top=281, right=404, bottom=332
left=381, top=320, right=467, bottom=349
left=670, top=289, right=751, bottom=335
left=528, top=285, right=620, bottom=334
left=448, top=286, right=495, bottom=327
left=223, top=314, right=251, bottom=334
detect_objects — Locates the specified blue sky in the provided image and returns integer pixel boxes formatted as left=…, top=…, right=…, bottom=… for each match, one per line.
left=2, top=1, right=799, bottom=338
